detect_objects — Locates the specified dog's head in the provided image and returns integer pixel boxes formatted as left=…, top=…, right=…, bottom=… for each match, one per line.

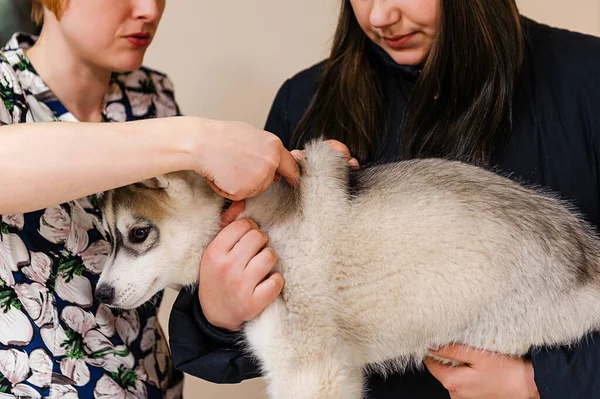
left=96, top=172, right=224, bottom=309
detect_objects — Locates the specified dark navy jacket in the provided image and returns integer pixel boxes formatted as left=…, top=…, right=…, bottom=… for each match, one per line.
left=169, top=18, right=600, bottom=398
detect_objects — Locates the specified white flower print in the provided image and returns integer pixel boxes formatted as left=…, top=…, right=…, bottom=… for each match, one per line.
left=140, top=317, right=157, bottom=352
left=141, top=354, right=159, bottom=389
left=115, top=311, right=140, bottom=346
left=12, top=383, right=42, bottom=398
left=96, top=305, right=116, bottom=338
left=0, top=228, right=30, bottom=287
left=60, top=358, right=90, bottom=388
left=59, top=307, right=135, bottom=386
left=0, top=102, right=11, bottom=124
left=95, top=306, right=141, bottom=346
left=0, top=58, right=23, bottom=98
left=57, top=113, right=79, bottom=122
left=0, top=289, right=33, bottom=346
left=49, top=384, right=79, bottom=399
left=2, top=215, right=24, bottom=230
left=40, top=323, right=68, bottom=357
left=21, top=252, right=52, bottom=286
left=124, top=71, right=178, bottom=118
left=93, top=368, right=147, bottom=399
left=39, top=202, right=108, bottom=306
left=127, top=91, right=153, bottom=117
left=75, top=196, right=105, bottom=234
left=17, top=68, right=48, bottom=95
left=62, top=306, right=97, bottom=338
left=10, top=105, right=23, bottom=124
left=39, top=201, right=99, bottom=254
left=0, top=349, right=29, bottom=385
left=153, top=73, right=174, bottom=92
left=13, top=282, right=53, bottom=327
left=55, top=273, right=93, bottom=308
left=105, top=83, right=123, bottom=103
left=27, top=348, right=52, bottom=389
left=105, top=103, right=126, bottom=122
left=150, top=74, right=178, bottom=118
left=0, top=61, right=18, bottom=93
left=154, top=93, right=178, bottom=118
left=84, top=330, right=134, bottom=372
left=142, top=322, right=170, bottom=389
left=120, top=70, right=147, bottom=87
left=80, top=240, right=110, bottom=275
left=154, top=330, right=169, bottom=377
left=0, top=58, right=24, bottom=122
left=25, top=94, right=55, bottom=122
left=38, top=206, right=70, bottom=246
left=67, top=201, right=98, bottom=255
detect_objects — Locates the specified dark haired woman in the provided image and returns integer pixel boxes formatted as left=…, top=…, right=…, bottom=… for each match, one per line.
left=169, top=1, right=600, bottom=397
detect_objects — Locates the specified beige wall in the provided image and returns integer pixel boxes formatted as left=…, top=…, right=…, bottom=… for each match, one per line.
left=145, top=0, right=339, bottom=128
left=518, top=0, right=600, bottom=36
left=147, top=1, right=600, bottom=398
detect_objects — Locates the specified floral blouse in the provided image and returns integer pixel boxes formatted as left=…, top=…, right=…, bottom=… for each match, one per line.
left=0, top=33, right=183, bottom=398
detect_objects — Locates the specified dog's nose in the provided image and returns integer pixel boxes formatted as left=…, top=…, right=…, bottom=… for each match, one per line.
left=95, top=284, right=115, bottom=305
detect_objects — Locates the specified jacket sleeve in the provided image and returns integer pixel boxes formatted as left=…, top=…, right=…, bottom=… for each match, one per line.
left=168, top=80, right=293, bottom=382
left=0, top=51, right=20, bottom=125
left=168, top=287, right=261, bottom=383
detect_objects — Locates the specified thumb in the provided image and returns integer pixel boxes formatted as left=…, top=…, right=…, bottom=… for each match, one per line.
left=428, top=344, right=485, bottom=366
left=276, top=147, right=301, bottom=187
left=207, top=179, right=245, bottom=201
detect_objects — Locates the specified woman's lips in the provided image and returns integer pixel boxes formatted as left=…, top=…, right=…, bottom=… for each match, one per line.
left=125, top=33, right=151, bottom=48
left=383, top=32, right=417, bottom=49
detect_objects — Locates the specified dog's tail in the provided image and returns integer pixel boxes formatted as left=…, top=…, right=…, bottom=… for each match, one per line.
left=298, top=138, right=352, bottom=219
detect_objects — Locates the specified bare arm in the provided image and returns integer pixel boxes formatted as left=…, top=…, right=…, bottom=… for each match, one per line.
left=0, top=116, right=299, bottom=214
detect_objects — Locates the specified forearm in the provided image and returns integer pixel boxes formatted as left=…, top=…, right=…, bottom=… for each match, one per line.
left=0, top=116, right=199, bottom=214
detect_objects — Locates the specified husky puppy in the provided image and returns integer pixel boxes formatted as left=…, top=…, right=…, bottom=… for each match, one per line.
left=97, top=139, right=600, bottom=399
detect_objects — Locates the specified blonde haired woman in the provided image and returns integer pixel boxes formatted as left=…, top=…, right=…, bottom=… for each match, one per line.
left=0, top=0, right=301, bottom=397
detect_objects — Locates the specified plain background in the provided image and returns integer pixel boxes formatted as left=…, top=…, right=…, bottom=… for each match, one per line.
left=144, top=1, right=600, bottom=398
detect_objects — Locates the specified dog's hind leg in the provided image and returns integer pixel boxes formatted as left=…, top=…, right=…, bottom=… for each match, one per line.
left=264, top=360, right=364, bottom=399
left=245, top=298, right=363, bottom=399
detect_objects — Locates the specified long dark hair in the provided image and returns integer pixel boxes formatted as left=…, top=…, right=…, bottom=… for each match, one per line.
left=291, top=0, right=523, bottom=166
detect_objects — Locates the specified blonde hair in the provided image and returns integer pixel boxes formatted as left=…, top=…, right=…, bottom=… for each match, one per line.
left=31, top=0, right=64, bottom=25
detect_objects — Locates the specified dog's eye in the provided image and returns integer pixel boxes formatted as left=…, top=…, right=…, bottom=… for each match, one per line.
left=129, top=227, right=150, bottom=244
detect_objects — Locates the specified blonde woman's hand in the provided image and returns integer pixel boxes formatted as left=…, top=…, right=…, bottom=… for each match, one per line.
left=192, top=119, right=300, bottom=201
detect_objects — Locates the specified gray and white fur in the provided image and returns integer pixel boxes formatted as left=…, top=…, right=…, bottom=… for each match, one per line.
left=97, top=139, right=600, bottom=399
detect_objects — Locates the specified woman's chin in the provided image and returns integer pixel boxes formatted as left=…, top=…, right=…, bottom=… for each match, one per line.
left=106, top=54, right=146, bottom=73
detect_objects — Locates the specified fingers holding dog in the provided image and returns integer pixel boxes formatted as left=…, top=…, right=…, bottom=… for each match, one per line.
left=245, top=247, right=279, bottom=286
left=325, top=139, right=360, bottom=169
left=199, top=217, right=281, bottom=331
left=292, top=139, right=360, bottom=169
left=251, top=271, right=285, bottom=318
left=230, top=227, right=269, bottom=266
left=241, top=247, right=283, bottom=320
left=207, top=218, right=259, bottom=255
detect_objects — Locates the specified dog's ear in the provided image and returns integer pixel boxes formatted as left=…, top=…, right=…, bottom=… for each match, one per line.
left=135, top=175, right=170, bottom=190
